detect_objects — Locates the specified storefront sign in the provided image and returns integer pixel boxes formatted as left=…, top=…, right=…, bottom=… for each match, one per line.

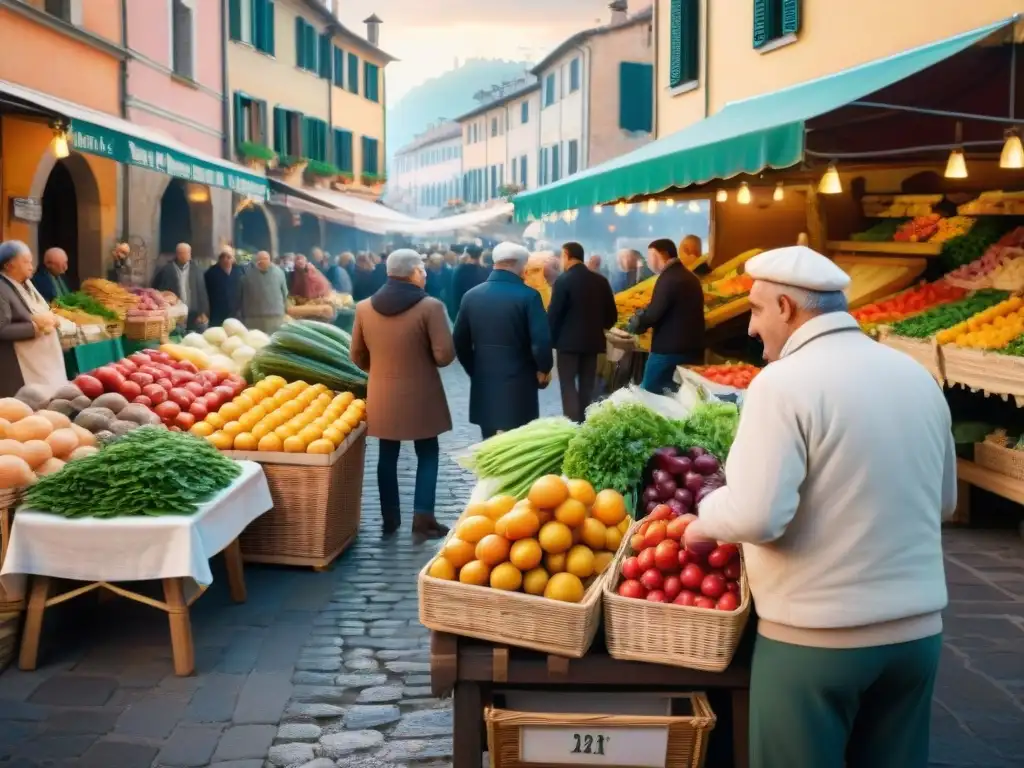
left=10, top=197, right=42, bottom=223
left=519, top=726, right=669, bottom=767
left=70, top=120, right=268, bottom=200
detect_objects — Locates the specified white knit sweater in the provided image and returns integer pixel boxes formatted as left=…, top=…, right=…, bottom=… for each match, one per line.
left=698, top=313, right=956, bottom=648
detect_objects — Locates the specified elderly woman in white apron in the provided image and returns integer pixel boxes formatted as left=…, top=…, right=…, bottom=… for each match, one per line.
left=0, top=240, right=67, bottom=398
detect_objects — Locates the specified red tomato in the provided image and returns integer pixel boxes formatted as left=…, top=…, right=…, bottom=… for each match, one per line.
left=636, top=547, right=657, bottom=573
left=188, top=401, right=209, bottom=420
left=648, top=505, right=673, bottom=522
left=174, top=411, right=196, bottom=431
left=662, top=576, right=682, bottom=601
left=142, top=384, right=168, bottom=404
left=133, top=395, right=153, bottom=408
left=716, top=592, right=740, bottom=612
left=643, top=521, right=667, bottom=548
left=694, top=596, right=717, bottom=609
left=629, top=534, right=646, bottom=552
left=654, top=540, right=680, bottom=572
left=617, top=580, right=645, bottom=599
left=700, top=573, right=727, bottom=599
left=640, top=568, right=663, bottom=592
left=621, top=556, right=642, bottom=581
left=673, top=590, right=698, bottom=607
left=680, top=563, right=704, bottom=590
left=723, top=560, right=742, bottom=581
left=117, top=380, right=142, bottom=400
left=645, top=590, right=666, bottom=603
left=184, top=381, right=206, bottom=398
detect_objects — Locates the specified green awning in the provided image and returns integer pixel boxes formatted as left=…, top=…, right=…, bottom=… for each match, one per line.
left=0, top=79, right=269, bottom=200
left=513, top=17, right=1016, bottom=222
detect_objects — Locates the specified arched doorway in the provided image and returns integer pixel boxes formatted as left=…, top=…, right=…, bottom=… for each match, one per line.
left=30, top=153, right=102, bottom=283
left=159, top=179, right=193, bottom=255
left=277, top=212, right=321, bottom=256
left=38, top=159, right=80, bottom=288
left=234, top=206, right=272, bottom=254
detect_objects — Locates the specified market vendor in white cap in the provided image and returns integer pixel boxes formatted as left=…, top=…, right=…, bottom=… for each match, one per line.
left=685, top=245, right=956, bottom=768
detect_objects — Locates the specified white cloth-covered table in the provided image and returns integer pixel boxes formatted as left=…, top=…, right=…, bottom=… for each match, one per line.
left=0, top=460, right=271, bottom=600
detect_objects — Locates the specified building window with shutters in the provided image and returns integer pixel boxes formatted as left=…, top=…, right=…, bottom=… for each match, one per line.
left=569, top=58, right=581, bottom=93
left=233, top=93, right=268, bottom=152
left=318, top=33, right=332, bottom=79
left=44, top=0, right=83, bottom=24
left=295, top=17, right=319, bottom=72
left=347, top=53, right=360, bottom=94
left=753, top=0, right=801, bottom=52
left=567, top=140, right=579, bottom=176
left=619, top=62, right=653, bottom=133
left=332, top=46, right=344, bottom=87
left=272, top=107, right=303, bottom=159
left=302, top=118, right=328, bottom=162
left=668, top=0, right=699, bottom=93
left=170, top=0, right=195, bottom=80
left=521, top=101, right=529, bottom=125
left=551, top=144, right=561, bottom=183
left=229, top=0, right=274, bottom=54
left=333, top=129, right=354, bottom=173
left=364, top=63, right=380, bottom=102
left=520, top=155, right=528, bottom=187
left=361, top=137, right=380, bottom=176
left=543, top=73, right=557, bottom=108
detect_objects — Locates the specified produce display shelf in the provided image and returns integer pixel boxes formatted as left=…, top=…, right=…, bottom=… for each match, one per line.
left=705, top=296, right=750, bottom=329
left=827, top=240, right=943, bottom=257
left=942, top=347, right=1024, bottom=407
left=956, top=458, right=1024, bottom=535
left=879, top=330, right=944, bottom=383
left=834, top=254, right=928, bottom=311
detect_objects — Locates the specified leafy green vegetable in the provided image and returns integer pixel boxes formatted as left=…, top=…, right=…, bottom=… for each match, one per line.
left=850, top=219, right=906, bottom=242
left=25, top=427, right=242, bottom=518
left=940, top=219, right=1009, bottom=269
left=890, top=290, right=1008, bottom=338
left=562, top=402, right=686, bottom=495
left=53, top=292, right=119, bottom=321
left=677, top=401, right=740, bottom=460
left=461, top=418, right=578, bottom=498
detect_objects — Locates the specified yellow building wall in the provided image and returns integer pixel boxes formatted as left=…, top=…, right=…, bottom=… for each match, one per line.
left=657, top=0, right=1022, bottom=137
left=330, top=47, right=388, bottom=178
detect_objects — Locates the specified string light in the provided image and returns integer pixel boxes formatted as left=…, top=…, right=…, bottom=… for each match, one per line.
left=664, top=198, right=675, bottom=207
left=715, top=189, right=727, bottom=203
left=688, top=201, right=700, bottom=213
left=773, top=182, right=784, bottom=202
left=646, top=200, right=658, bottom=214
left=614, top=202, right=631, bottom=216
left=818, top=163, right=842, bottom=194
left=593, top=205, right=603, bottom=213
left=1000, top=129, right=1023, bottom=170
left=737, top=183, right=751, bottom=205
left=51, top=125, right=69, bottom=159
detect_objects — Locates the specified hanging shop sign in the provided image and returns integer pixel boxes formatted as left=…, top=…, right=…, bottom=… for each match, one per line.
left=70, top=120, right=269, bottom=200
left=10, top=197, right=42, bottom=223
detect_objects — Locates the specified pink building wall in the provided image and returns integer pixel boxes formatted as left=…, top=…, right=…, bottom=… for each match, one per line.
left=125, top=0, right=224, bottom=156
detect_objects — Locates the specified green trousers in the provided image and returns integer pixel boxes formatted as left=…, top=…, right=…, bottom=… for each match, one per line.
left=750, top=632, right=942, bottom=768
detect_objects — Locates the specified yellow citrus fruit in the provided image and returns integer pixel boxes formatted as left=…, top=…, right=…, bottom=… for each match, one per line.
left=233, top=394, right=255, bottom=411
left=522, top=568, right=549, bottom=595
left=206, top=431, right=233, bottom=450
left=605, top=526, right=623, bottom=552
left=591, top=489, right=627, bottom=526
left=463, top=501, right=492, bottom=520
left=501, top=509, right=541, bottom=541
left=443, top=537, right=476, bottom=569
left=565, top=545, right=595, bottom=579
left=458, top=560, right=491, bottom=586
left=246, top=404, right=269, bottom=423
left=490, top=562, right=523, bottom=591
left=219, top=402, right=243, bottom=422
left=323, top=426, right=344, bottom=445
left=554, top=498, right=587, bottom=528
left=428, top=557, right=456, bottom=580
left=545, top=552, right=567, bottom=573
left=233, top=432, right=258, bottom=451
left=457, top=515, right=495, bottom=544
left=222, top=420, right=245, bottom=437
left=475, top=534, right=511, bottom=566
left=593, top=551, right=614, bottom=575
left=509, top=538, right=543, bottom=571
left=486, top=495, right=517, bottom=520
left=257, top=433, right=283, bottom=452
left=274, top=425, right=295, bottom=440
left=544, top=572, right=585, bottom=603
left=538, top=521, right=573, bottom=554
left=528, top=475, right=569, bottom=509
left=535, top=507, right=553, bottom=525
left=282, top=435, right=306, bottom=453
left=618, top=517, right=632, bottom=535
left=190, top=421, right=214, bottom=437
left=566, top=479, right=597, bottom=507
left=297, top=426, right=322, bottom=445
left=246, top=387, right=266, bottom=404
left=307, top=438, right=334, bottom=454
left=580, top=518, right=608, bottom=550
left=342, top=412, right=362, bottom=428
left=205, top=413, right=226, bottom=429
left=351, top=398, right=365, bottom=410
left=237, top=412, right=259, bottom=433
left=251, top=422, right=273, bottom=440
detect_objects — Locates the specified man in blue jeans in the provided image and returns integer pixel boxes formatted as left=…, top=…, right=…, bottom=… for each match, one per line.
left=627, top=238, right=705, bottom=393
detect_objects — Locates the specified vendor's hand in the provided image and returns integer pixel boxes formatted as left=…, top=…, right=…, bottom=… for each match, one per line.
left=537, top=371, right=552, bottom=389
left=625, top=313, right=641, bottom=334
left=684, top=519, right=718, bottom=555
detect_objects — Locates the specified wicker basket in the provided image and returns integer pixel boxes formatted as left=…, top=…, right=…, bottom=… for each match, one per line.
left=105, top=321, right=123, bottom=338
left=603, top=521, right=751, bottom=672
left=124, top=316, right=169, bottom=341
left=485, top=696, right=716, bottom=768
left=238, top=426, right=366, bottom=569
left=418, top=534, right=609, bottom=658
left=975, top=439, right=1024, bottom=481
left=880, top=329, right=944, bottom=383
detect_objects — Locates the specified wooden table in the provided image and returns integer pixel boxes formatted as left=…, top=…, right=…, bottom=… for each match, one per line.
left=431, top=629, right=753, bottom=768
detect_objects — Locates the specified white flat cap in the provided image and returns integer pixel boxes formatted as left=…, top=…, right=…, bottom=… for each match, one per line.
left=492, top=242, right=530, bottom=264
left=745, top=245, right=850, bottom=292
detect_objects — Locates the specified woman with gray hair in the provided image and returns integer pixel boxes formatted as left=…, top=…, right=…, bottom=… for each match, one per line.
left=0, top=240, right=67, bottom=397
left=349, top=249, right=456, bottom=540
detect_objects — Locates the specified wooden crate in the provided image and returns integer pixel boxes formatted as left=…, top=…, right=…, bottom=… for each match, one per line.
left=0, top=489, right=25, bottom=672
left=942, top=346, right=1024, bottom=405
left=880, top=330, right=944, bottom=383
left=975, top=440, right=1024, bottom=482
left=238, top=425, right=366, bottom=570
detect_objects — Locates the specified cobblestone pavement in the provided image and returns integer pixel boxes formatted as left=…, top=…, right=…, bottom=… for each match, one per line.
left=0, top=367, right=1021, bottom=767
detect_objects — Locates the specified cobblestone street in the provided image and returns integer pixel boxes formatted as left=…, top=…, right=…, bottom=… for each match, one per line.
left=0, top=367, right=1022, bottom=767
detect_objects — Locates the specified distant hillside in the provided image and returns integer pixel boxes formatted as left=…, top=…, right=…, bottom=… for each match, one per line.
left=387, top=58, right=532, bottom=159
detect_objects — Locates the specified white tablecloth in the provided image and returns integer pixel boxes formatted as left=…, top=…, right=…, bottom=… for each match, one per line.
left=0, top=461, right=272, bottom=600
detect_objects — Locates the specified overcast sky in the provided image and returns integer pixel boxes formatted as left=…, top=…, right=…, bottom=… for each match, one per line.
left=335, top=0, right=624, bottom=103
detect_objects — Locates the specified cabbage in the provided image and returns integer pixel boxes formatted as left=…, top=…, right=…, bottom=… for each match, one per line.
left=221, top=336, right=245, bottom=355
left=231, top=345, right=256, bottom=364
left=222, top=318, right=247, bottom=338
left=181, top=332, right=208, bottom=349
left=203, top=326, right=228, bottom=346
left=243, top=330, right=270, bottom=349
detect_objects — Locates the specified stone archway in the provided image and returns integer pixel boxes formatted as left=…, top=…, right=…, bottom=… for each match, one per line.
left=234, top=204, right=273, bottom=255
left=28, top=152, right=102, bottom=283
left=155, top=179, right=214, bottom=265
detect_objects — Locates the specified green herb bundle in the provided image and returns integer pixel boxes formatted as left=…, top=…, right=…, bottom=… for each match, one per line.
left=678, top=401, right=740, bottom=460
left=940, top=219, right=1010, bottom=270
left=890, top=289, right=1008, bottom=338
left=460, top=418, right=578, bottom=498
left=850, top=219, right=906, bottom=242
left=562, top=402, right=685, bottom=495
left=53, top=292, right=119, bottom=321
left=25, top=427, right=242, bottom=518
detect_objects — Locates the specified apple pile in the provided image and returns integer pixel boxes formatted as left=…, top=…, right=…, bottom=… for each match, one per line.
left=616, top=505, right=742, bottom=611
left=73, top=349, right=247, bottom=432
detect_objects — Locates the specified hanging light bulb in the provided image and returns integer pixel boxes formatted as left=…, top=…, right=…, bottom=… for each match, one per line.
left=51, top=125, right=69, bottom=159
left=737, top=183, right=751, bottom=205
left=944, top=121, right=968, bottom=179
left=646, top=199, right=658, bottom=214
left=664, top=198, right=675, bottom=207
left=773, top=182, right=784, bottom=202
left=593, top=204, right=603, bottom=213
left=818, top=163, right=842, bottom=195
left=561, top=210, right=573, bottom=223
left=1000, top=129, right=1024, bottom=170
left=614, top=202, right=631, bottom=216
left=688, top=201, right=700, bottom=213
left=715, top=189, right=727, bottom=203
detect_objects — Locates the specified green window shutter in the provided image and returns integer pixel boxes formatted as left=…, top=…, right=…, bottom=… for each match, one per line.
left=365, top=63, right=379, bottom=102
left=228, top=0, right=242, bottom=40
left=347, top=52, right=359, bottom=93
left=294, top=17, right=304, bottom=67
left=265, top=0, right=275, bottom=55
left=669, top=0, right=699, bottom=87
left=753, top=0, right=776, bottom=49
left=232, top=92, right=246, bottom=150
left=273, top=107, right=286, bottom=153
left=781, top=0, right=800, bottom=35
left=333, top=129, right=353, bottom=172
left=306, top=24, right=317, bottom=71
left=318, top=34, right=331, bottom=78
left=257, top=100, right=268, bottom=145
left=333, top=47, right=344, bottom=86
left=619, top=62, right=653, bottom=132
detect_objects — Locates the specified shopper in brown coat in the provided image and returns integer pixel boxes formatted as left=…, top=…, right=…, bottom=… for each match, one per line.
left=350, top=249, right=456, bottom=540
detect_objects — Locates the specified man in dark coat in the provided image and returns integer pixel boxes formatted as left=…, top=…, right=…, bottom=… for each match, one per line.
left=424, top=254, right=446, bottom=302
left=449, top=246, right=488, bottom=317
left=548, top=242, right=618, bottom=422
left=627, top=238, right=706, bottom=394
left=204, top=247, right=242, bottom=327
left=454, top=242, right=553, bottom=439
left=152, top=243, right=210, bottom=331
left=32, top=247, right=72, bottom=304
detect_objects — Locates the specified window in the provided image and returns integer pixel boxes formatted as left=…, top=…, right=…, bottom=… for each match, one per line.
left=272, top=107, right=303, bottom=158
left=491, top=118, right=498, bottom=138
left=303, top=118, right=328, bottom=161
left=520, top=155, right=527, bottom=186
left=568, top=140, right=579, bottom=175
left=521, top=101, right=529, bottom=125
left=490, top=166, right=497, bottom=198
left=318, top=33, right=332, bottom=79
left=332, top=46, right=344, bottom=86
left=364, top=62, right=380, bottom=102
left=569, top=58, right=581, bottom=92
left=362, top=137, right=379, bottom=175
left=669, top=0, right=699, bottom=87
left=551, top=144, right=561, bottom=183
left=43, top=0, right=80, bottom=23
left=753, top=0, right=800, bottom=49
left=511, top=158, right=517, bottom=184
left=253, top=0, right=274, bottom=55
left=543, top=73, right=557, bottom=107
left=170, top=0, right=194, bottom=80
left=295, top=17, right=318, bottom=72
left=347, top=52, right=360, bottom=94
left=232, top=93, right=268, bottom=150
left=538, top=148, right=548, bottom=186
left=619, top=62, right=653, bottom=133
left=333, top=129, right=353, bottom=172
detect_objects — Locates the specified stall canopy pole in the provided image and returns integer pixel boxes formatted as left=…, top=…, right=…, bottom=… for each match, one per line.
left=805, top=140, right=1003, bottom=160
left=848, top=101, right=1021, bottom=125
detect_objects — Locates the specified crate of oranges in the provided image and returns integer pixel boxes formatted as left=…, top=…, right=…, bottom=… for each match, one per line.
left=418, top=475, right=631, bottom=657
left=190, top=376, right=367, bottom=569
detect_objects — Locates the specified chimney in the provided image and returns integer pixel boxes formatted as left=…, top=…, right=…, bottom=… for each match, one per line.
left=609, top=0, right=628, bottom=25
left=364, top=14, right=382, bottom=46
